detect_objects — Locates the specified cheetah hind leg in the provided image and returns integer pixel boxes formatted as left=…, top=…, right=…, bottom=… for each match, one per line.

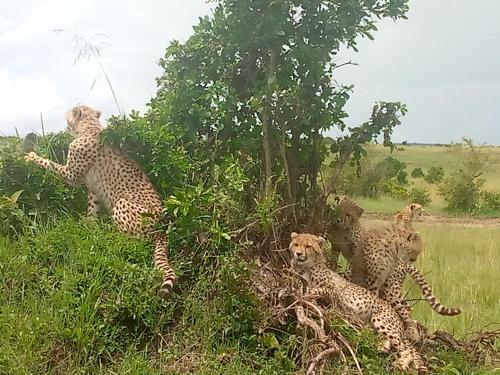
left=87, top=191, right=103, bottom=217
left=154, top=235, right=176, bottom=297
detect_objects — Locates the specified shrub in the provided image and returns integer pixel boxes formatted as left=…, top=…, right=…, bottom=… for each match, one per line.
left=378, top=157, right=408, bottom=184
left=0, top=136, right=87, bottom=219
left=439, top=173, right=483, bottom=213
left=411, top=167, right=424, bottom=178
left=383, top=180, right=408, bottom=200
left=408, top=186, right=432, bottom=207
left=438, top=140, right=489, bottom=213
left=424, top=166, right=444, bottom=183
left=478, top=191, right=500, bottom=213
left=340, top=156, right=408, bottom=198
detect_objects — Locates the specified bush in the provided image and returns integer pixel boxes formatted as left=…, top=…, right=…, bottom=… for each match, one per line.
left=408, top=186, right=432, bottom=206
left=383, top=180, right=408, bottom=200
left=439, top=173, right=483, bottom=213
left=424, top=166, right=444, bottom=183
left=411, top=167, right=424, bottom=178
left=0, top=136, right=87, bottom=219
left=378, top=157, right=408, bottom=184
left=340, top=156, right=408, bottom=198
left=477, top=191, right=500, bottom=213
left=438, top=140, right=489, bottom=213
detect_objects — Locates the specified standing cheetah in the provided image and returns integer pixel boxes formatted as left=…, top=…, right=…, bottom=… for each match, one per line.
left=25, top=105, right=175, bottom=296
left=332, top=197, right=460, bottom=325
left=393, top=202, right=424, bottom=230
left=289, top=232, right=428, bottom=373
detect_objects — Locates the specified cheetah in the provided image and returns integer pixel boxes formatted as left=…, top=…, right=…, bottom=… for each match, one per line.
left=328, top=195, right=364, bottom=268
left=393, top=202, right=424, bottom=230
left=289, top=232, right=428, bottom=373
left=25, top=105, right=176, bottom=296
left=333, top=197, right=460, bottom=325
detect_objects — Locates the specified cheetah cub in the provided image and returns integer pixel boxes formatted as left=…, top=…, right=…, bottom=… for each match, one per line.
left=25, top=105, right=176, bottom=296
left=289, top=232, right=428, bottom=373
left=332, top=198, right=461, bottom=329
left=393, top=202, right=424, bottom=231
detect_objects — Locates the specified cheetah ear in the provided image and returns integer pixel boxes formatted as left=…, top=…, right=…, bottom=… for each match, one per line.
left=355, top=205, right=364, bottom=219
left=72, top=107, right=83, bottom=122
left=407, top=232, right=419, bottom=241
left=95, top=110, right=102, bottom=119
left=317, top=236, right=326, bottom=247
left=290, top=232, right=299, bottom=239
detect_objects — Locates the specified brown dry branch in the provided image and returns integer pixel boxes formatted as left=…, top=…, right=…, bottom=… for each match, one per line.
left=434, top=328, right=500, bottom=365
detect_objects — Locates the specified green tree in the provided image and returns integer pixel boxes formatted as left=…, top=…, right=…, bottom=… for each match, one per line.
left=143, top=0, right=410, bottom=227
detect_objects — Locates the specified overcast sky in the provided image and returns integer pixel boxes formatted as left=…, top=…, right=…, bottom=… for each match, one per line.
left=1, top=1, right=499, bottom=144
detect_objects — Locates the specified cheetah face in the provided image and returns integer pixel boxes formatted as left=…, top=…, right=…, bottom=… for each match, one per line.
left=400, top=232, right=423, bottom=262
left=289, top=232, right=326, bottom=269
left=66, top=105, right=102, bottom=137
left=409, top=203, right=424, bottom=221
left=331, top=196, right=363, bottom=230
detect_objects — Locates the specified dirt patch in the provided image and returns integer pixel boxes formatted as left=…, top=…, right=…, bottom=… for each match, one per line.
left=364, top=213, right=500, bottom=227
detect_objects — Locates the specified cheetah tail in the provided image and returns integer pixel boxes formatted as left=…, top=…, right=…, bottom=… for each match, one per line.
left=154, top=234, right=176, bottom=297
left=406, top=263, right=461, bottom=316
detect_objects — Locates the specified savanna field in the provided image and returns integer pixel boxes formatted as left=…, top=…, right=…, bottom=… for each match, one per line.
left=1, top=0, right=500, bottom=373
left=1, top=140, right=499, bottom=374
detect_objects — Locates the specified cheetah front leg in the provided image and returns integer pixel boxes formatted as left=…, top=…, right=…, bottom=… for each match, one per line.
left=25, top=138, right=96, bottom=187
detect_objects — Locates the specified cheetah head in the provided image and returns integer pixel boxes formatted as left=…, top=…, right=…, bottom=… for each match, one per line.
left=395, top=202, right=424, bottom=223
left=399, top=231, right=423, bottom=262
left=408, top=203, right=424, bottom=221
left=331, top=196, right=364, bottom=230
left=66, top=105, right=102, bottom=137
left=289, top=232, right=326, bottom=269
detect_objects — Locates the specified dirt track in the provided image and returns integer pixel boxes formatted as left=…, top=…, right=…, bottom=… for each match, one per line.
left=364, top=213, right=500, bottom=227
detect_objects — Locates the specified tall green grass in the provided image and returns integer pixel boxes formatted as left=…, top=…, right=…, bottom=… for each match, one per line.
left=1, top=218, right=497, bottom=374
left=411, top=223, right=500, bottom=337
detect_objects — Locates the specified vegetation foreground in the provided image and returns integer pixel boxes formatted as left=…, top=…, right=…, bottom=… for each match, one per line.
left=0, top=218, right=498, bottom=374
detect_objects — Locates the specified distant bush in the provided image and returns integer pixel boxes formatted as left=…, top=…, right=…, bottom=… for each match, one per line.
left=408, top=186, right=432, bottom=206
left=340, top=156, right=408, bottom=198
left=411, top=167, right=424, bottom=178
left=439, top=139, right=488, bottom=213
left=477, top=191, right=500, bottom=213
left=424, top=166, right=444, bottom=183
left=383, top=180, right=408, bottom=200
left=378, top=156, right=408, bottom=184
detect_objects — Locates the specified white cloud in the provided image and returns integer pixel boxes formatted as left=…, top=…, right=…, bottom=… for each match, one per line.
left=0, top=0, right=498, bottom=143
left=0, top=69, right=67, bottom=135
left=0, top=0, right=212, bottom=136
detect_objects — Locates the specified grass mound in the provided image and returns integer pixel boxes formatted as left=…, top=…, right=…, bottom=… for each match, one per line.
left=0, top=219, right=497, bottom=374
